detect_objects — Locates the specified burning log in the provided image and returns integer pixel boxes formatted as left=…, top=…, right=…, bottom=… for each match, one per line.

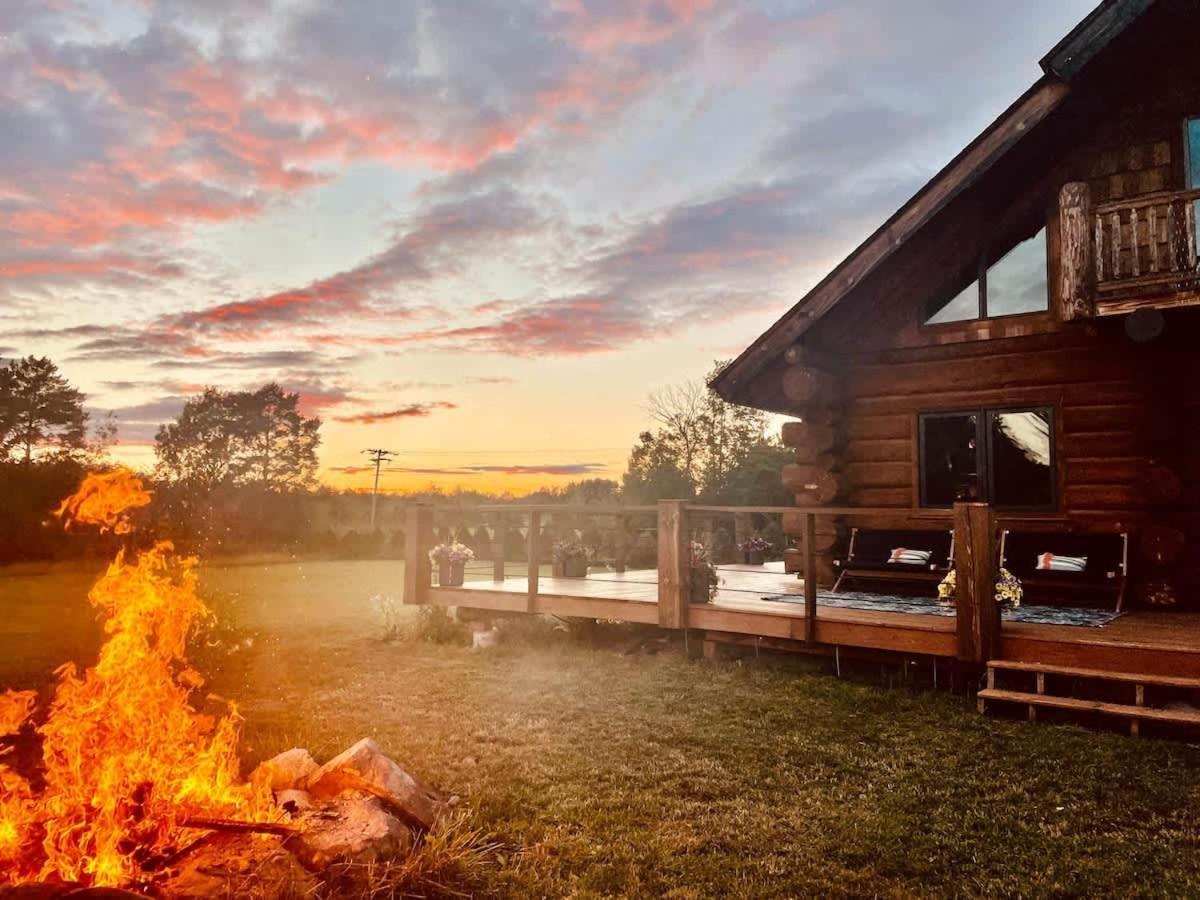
left=0, top=471, right=453, bottom=897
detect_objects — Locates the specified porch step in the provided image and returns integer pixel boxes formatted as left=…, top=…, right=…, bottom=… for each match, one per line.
left=977, top=689, right=1200, bottom=727
left=980, top=659, right=1200, bottom=736
left=986, top=660, right=1200, bottom=690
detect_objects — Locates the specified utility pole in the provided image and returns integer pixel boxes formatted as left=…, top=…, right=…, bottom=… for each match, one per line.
left=362, top=448, right=396, bottom=530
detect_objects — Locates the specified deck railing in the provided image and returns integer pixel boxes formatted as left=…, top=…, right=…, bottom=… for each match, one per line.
left=1093, top=188, right=1200, bottom=297
left=404, top=500, right=1001, bottom=664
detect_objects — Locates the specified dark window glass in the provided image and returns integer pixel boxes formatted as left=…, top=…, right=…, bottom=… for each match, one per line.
left=920, top=413, right=980, bottom=506
left=986, top=229, right=1048, bottom=317
left=923, top=228, right=1048, bottom=324
left=988, top=409, right=1054, bottom=508
left=920, top=407, right=1056, bottom=510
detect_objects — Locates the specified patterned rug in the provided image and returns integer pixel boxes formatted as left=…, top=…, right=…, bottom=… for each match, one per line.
left=759, top=590, right=1124, bottom=628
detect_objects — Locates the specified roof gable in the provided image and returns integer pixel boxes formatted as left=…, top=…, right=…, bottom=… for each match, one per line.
left=711, top=0, right=1155, bottom=406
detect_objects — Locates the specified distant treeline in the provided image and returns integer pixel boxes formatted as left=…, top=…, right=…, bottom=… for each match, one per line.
left=0, top=356, right=793, bottom=564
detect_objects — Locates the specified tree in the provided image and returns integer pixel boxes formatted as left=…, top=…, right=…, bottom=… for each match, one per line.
left=229, top=384, right=321, bottom=490
left=0, top=356, right=88, bottom=463
left=155, top=384, right=320, bottom=493
left=155, top=388, right=241, bottom=494
left=623, top=362, right=779, bottom=503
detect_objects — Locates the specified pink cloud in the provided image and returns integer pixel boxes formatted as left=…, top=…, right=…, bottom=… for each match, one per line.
left=332, top=402, right=458, bottom=424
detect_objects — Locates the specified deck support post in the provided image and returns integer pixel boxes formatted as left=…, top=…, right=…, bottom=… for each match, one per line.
left=403, top=504, right=434, bottom=605
left=526, top=511, right=541, bottom=612
left=954, top=502, right=998, bottom=664
left=657, top=500, right=690, bottom=630
left=803, top=512, right=818, bottom=643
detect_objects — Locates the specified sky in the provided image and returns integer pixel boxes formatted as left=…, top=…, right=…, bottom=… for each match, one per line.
left=0, top=0, right=1097, bottom=495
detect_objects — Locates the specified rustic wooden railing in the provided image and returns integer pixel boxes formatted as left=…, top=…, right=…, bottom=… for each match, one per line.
left=1093, top=188, right=1200, bottom=297
left=404, top=500, right=1001, bottom=665
left=1058, top=183, right=1200, bottom=320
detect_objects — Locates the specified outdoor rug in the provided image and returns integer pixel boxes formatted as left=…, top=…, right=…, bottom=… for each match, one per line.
left=758, top=589, right=1125, bottom=628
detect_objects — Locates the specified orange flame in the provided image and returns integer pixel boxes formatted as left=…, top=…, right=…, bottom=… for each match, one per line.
left=1, top=470, right=273, bottom=887
left=55, top=469, right=152, bottom=535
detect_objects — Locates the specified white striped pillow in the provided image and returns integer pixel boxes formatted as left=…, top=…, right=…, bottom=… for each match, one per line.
left=888, top=548, right=932, bottom=566
left=1036, top=553, right=1087, bottom=572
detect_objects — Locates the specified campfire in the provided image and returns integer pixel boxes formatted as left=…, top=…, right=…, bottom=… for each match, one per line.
left=0, top=471, right=443, bottom=896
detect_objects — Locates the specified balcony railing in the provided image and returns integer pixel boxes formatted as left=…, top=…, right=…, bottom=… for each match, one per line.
left=1093, top=188, right=1200, bottom=298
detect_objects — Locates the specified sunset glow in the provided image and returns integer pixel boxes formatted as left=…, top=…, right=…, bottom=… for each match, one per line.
left=0, top=0, right=1094, bottom=494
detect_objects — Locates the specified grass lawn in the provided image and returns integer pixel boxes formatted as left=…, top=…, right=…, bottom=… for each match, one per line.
left=5, top=558, right=1200, bottom=897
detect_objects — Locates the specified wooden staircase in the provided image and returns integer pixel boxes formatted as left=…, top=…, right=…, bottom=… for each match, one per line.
left=978, top=660, right=1200, bottom=736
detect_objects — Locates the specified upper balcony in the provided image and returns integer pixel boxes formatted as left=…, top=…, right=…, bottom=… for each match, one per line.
left=1058, top=182, right=1200, bottom=319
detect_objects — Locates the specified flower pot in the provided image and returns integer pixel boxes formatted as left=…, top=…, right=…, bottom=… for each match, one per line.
left=743, top=550, right=765, bottom=566
left=438, top=560, right=465, bottom=586
left=562, top=557, right=589, bottom=578
left=689, top=568, right=714, bottom=604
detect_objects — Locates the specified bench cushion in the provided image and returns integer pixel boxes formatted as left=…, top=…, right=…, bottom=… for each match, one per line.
left=1002, top=531, right=1125, bottom=582
left=844, top=528, right=954, bottom=570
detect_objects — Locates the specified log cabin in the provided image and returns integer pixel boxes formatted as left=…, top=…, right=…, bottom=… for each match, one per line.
left=411, top=0, right=1200, bottom=729
left=712, top=0, right=1200, bottom=612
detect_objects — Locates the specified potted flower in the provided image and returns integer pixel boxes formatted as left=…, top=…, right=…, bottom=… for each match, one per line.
left=552, top=540, right=591, bottom=578
left=689, top=541, right=720, bottom=604
left=739, top=535, right=772, bottom=566
left=937, top=567, right=1023, bottom=608
left=429, top=542, right=474, bottom=586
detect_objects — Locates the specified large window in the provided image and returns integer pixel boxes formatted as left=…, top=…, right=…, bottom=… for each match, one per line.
left=924, top=228, right=1050, bottom=324
left=919, top=407, right=1055, bottom=510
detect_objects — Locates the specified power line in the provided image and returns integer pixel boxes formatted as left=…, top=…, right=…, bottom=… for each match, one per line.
left=362, top=448, right=396, bottom=529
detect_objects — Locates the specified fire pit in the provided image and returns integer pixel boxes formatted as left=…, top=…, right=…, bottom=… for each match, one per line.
left=0, top=472, right=445, bottom=896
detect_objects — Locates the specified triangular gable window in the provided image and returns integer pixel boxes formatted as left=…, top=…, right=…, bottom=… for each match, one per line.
left=924, top=228, right=1048, bottom=324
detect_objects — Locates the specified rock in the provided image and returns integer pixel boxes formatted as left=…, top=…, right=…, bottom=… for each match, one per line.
left=304, top=738, right=442, bottom=830
left=252, top=747, right=319, bottom=792
left=287, top=796, right=413, bottom=872
left=276, top=788, right=314, bottom=815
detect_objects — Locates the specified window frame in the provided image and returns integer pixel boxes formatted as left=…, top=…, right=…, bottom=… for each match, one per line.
left=921, top=227, right=1050, bottom=327
left=1186, top=115, right=1200, bottom=189
left=917, top=405, right=1057, bottom=512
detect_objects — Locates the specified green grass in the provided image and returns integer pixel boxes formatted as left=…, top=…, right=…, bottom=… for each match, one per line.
left=5, top=560, right=1200, bottom=897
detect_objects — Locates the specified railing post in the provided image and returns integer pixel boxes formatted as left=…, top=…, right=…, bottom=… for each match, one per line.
left=492, top=512, right=506, bottom=581
left=803, top=512, right=818, bottom=643
left=953, top=502, right=998, bottom=664
left=657, top=500, right=690, bottom=630
left=403, top=504, right=434, bottom=605
left=526, top=510, right=541, bottom=612
left=614, top=513, right=628, bottom=573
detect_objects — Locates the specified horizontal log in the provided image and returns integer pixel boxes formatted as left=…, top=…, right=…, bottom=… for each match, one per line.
left=783, top=465, right=842, bottom=504
left=843, top=414, right=911, bottom=442
left=846, top=487, right=913, bottom=508
left=1061, top=431, right=1145, bottom=459
left=1062, top=403, right=1146, bottom=433
left=1063, top=484, right=1153, bottom=509
left=789, top=407, right=836, bottom=427
left=781, top=366, right=837, bottom=406
left=1064, top=457, right=1143, bottom=485
left=780, top=421, right=838, bottom=453
left=844, top=438, right=911, bottom=464
left=843, top=461, right=910, bottom=490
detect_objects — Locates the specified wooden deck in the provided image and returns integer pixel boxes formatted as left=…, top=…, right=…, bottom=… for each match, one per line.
left=431, top=563, right=1200, bottom=678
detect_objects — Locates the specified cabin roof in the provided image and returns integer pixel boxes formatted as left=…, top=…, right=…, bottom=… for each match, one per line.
left=710, top=0, right=1155, bottom=407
